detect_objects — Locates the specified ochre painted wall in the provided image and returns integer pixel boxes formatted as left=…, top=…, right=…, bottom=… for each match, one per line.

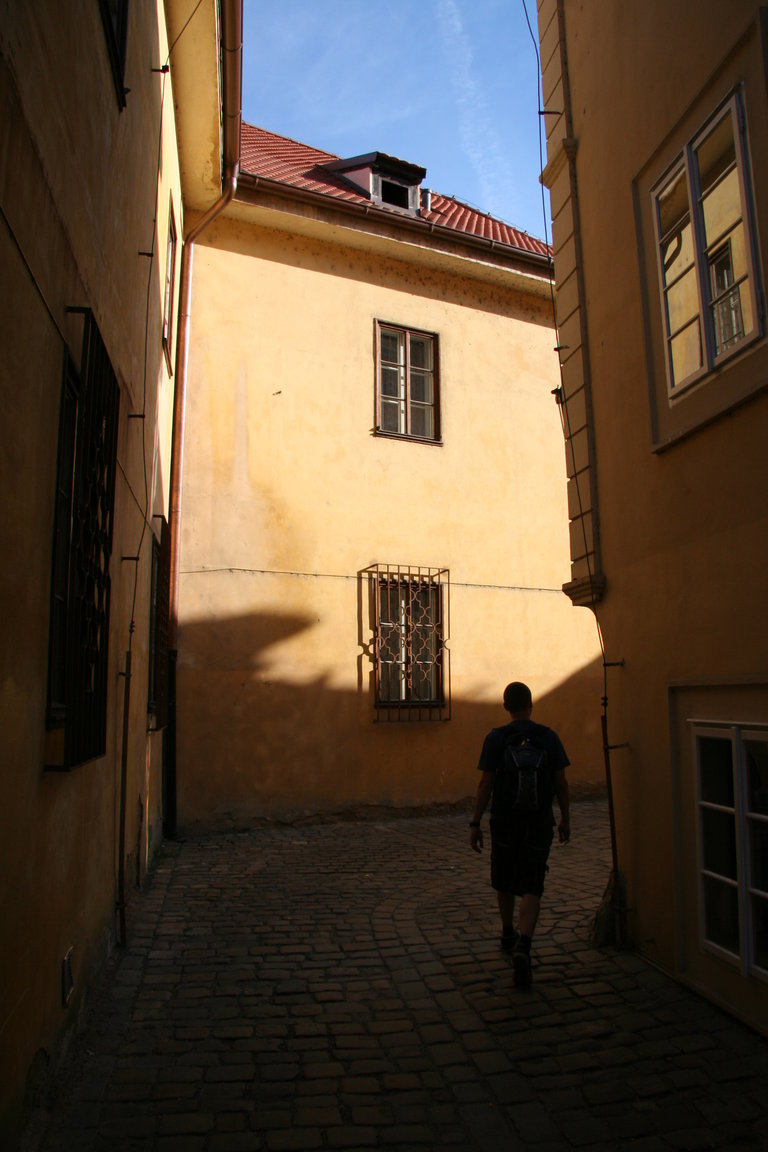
left=539, top=0, right=768, bottom=1031
left=0, top=1, right=184, bottom=1136
left=177, top=219, right=604, bottom=828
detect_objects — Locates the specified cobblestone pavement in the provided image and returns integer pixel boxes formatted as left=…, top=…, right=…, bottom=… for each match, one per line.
left=24, top=799, right=768, bottom=1151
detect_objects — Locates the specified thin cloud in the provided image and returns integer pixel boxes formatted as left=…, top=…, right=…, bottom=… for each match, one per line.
left=434, top=0, right=517, bottom=219
left=245, top=3, right=434, bottom=154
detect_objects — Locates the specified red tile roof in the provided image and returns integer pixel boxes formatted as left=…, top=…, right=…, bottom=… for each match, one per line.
left=240, top=124, right=551, bottom=260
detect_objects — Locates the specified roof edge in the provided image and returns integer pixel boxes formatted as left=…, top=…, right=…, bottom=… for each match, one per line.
left=324, top=152, right=427, bottom=184
left=235, top=170, right=553, bottom=271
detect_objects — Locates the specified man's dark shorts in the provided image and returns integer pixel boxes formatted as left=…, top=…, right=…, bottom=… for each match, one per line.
left=489, top=819, right=554, bottom=897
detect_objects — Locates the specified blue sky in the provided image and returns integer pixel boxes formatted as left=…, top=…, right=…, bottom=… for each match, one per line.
left=241, top=0, right=550, bottom=240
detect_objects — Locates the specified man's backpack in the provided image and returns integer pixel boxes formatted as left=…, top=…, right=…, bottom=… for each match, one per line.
left=494, top=735, right=552, bottom=816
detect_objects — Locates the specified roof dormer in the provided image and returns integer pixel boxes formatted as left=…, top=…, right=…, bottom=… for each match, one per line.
left=323, top=151, right=427, bottom=215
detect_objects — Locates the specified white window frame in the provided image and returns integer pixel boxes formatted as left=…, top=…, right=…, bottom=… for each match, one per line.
left=693, top=722, right=768, bottom=981
left=375, top=321, right=440, bottom=443
left=651, top=90, right=762, bottom=401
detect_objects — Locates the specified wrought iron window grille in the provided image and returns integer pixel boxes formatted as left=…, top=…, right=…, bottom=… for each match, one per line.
left=147, top=517, right=170, bottom=728
left=365, top=563, right=450, bottom=722
left=47, top=310, right=120, bottom=768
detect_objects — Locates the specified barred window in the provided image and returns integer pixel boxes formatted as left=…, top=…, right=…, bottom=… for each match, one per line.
left=162, top=201, right=177, bottom=371
left=148, top=517, right=170, bottom=728
left=375, top=322, right=440, bottom=442
left=47, top=312, right=120, bottom=768
left=369, top=564, right=450, bottom=721
left=99, top=0, right=129, bottom=109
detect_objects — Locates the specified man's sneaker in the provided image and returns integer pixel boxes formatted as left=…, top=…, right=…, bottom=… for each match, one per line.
left=512, top=943, right=532, bottom=987
left=500, top=928, right=519, bottom=953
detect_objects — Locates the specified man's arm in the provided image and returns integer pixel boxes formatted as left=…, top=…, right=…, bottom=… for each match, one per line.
left=469, top=771, right=494, bottom=853
left=554, top=769, right=570, bottom=842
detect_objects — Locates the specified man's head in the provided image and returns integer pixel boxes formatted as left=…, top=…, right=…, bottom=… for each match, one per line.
left=503, top=681, right=533, bottom=717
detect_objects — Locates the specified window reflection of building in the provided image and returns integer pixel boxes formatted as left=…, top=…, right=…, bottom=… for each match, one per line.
left=710, top=242, right=744, bottom=353
left=653, top=92, right=759, bottom=397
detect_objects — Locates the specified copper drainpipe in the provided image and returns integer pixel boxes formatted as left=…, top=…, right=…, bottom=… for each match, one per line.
left=165, top=0, right=242, bottom=837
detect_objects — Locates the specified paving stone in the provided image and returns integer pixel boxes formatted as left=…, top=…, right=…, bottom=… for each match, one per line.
left=22, top=801, right=768, bottom=1152
left=326, top=1126, right=378, bottom=1148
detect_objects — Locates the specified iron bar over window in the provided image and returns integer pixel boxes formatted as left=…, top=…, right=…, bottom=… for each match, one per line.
left=99, top=0, right=129, bottom=109
left=369, top=563, right=450, bottom=722
left=47, top=311, right=120, bottom=767
left=148, top=517, right=170, bottom=728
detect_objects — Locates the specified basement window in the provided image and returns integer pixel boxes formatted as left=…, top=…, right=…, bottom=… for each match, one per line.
left=694, top=724, right=768, bottom=978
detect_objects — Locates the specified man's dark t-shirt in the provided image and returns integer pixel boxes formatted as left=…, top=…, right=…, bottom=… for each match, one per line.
left=477, top=718, right=569, bottom=828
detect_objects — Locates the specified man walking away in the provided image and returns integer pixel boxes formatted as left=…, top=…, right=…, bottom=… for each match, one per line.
left=469, top=681, right=570, bottom=987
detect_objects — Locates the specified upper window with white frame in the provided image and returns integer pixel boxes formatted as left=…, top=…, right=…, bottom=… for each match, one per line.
left=695, top=724, right=768, bottom=978
left=652, top=92, right=761, bottom=399
left=375, top=321, right=440, bottom=442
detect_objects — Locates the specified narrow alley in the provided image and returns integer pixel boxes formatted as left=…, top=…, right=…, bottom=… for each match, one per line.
left=23, top=798, right=768, bottom=1151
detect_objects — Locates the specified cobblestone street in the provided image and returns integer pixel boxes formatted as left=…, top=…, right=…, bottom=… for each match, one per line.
left=23, top=798, right=768, bottom=1151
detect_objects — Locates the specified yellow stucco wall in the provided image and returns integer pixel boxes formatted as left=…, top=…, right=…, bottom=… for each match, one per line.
left=539, top=0, right=768, bottom=1031
left=0, top=1, right=184, bottom=1135
left=177, top=218, right=604, bottom=828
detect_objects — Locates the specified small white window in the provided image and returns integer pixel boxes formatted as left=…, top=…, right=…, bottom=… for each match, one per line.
left=652, top=92, right=761, bottom=399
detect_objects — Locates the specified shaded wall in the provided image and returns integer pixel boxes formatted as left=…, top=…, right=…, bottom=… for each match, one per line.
left=538, top=0, right=768, bottom=1031
left=0, top=1, right=182, bottom=1136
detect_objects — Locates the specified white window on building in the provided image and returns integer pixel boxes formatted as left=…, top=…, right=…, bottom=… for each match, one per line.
left=375, top=322, right=439, bottom=441
left=695, top=724, right=768, bottom=977
left=652, top=91, right=761, bottom=399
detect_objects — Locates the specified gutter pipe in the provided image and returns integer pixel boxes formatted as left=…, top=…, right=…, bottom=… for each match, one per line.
left=235, top=172, right=554, bottom=274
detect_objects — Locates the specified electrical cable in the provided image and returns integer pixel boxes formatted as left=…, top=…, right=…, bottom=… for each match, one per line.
left=166, top=0, right=208, bottom=63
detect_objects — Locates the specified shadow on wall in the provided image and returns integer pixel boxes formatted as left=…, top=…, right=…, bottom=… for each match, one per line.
left=202, top=224, right=556, bottom=327
left=176, top=608, right=606, bottom=829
